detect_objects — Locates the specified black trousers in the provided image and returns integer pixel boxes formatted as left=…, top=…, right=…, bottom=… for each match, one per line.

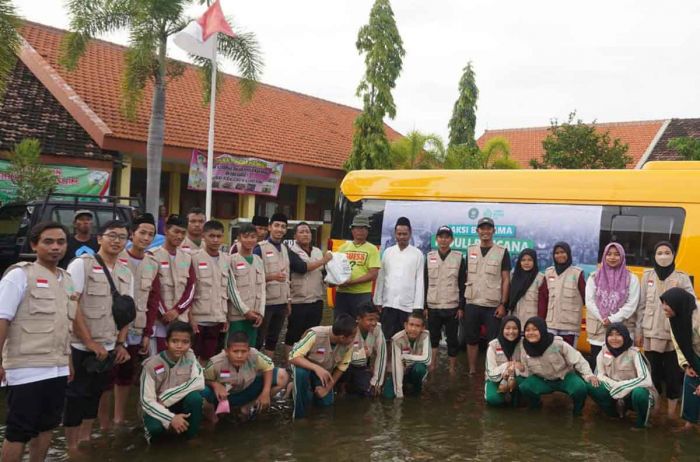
left=645, top=349, right=684, bottom=400
left=428, top=308, right=460, bottom=357
left=63, top=347, right=111, bottom=427
left=285, top=300, right=324, bottom=346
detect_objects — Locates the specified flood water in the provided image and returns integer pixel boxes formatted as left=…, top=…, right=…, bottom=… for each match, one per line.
left=2, top=310, right=700, bottom=461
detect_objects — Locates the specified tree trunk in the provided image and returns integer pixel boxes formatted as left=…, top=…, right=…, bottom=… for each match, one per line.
left=145, top=38, right=167, bottom=217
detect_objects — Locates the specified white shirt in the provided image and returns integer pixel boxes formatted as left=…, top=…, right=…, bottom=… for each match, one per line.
left=0, top=267, right=70, bottom=386
left=585, top=271, right=641, bottom=346
left=67, top=257, right=135, bottom=351
left=373, top=244, right=425, bottom=312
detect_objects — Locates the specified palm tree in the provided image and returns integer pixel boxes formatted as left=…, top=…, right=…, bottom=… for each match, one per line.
left=444, top=136, right=519, bottom=169
left=61, top=0, right=263, bottom=216
left=389, top=131, right=446, bottom=169
left=0, top=0, right=21, bottom=98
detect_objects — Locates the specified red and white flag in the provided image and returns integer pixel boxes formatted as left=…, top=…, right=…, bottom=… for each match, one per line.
left=173, top=0, right=234, bottom=60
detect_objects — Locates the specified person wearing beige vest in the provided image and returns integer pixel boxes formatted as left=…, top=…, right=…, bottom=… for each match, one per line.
left=142, top=215, right=197, bottom=353
left=253, top=213, right=310, bottom=358
left=201, top=331, right=289, bottom=424
left=64, top=221, right=133, bottom=453
left=537, top=242, right=586, bottom=347
left=190, top=221, right=236, bottom=362
left=109, top=213, right=157, bottom=428
left=180, top=207, right=206, bottom=254
left=284, top=222, right=333, bottom=355
left=485, top=316, right=524, bottom=407
left=636, top=241, right=696, bottom=418
left=0, top=222, right=76, bottom=462
left=587, top=323, right=657, bottom=428
left=424, top=226, right=465, bottom=374
left=506, top=249, right=543, bottom=326
left=386, top=312, right=432, bottom=399
left=464, top=217, right=511, bottom=375
left=341, top=303, right=387, bottom=396
left=584, top=242, right=640, bottom=370
left=289, top=317, right=356, bottom=419
left=518, top=317, right=596, bottom=416
left=228, top=224, right=266, bottom=347
left=140, top=321, right=204, bottom=441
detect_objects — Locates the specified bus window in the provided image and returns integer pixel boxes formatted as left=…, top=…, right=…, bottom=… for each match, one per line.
left=599, top=206, right=685, bottom=267
left=330, top=195, right=385, bottom=245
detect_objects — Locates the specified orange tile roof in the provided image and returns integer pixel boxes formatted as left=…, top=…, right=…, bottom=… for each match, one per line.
left=477, top=120, right=667, bottom=169
left=18, top=21, right=402, bottom=173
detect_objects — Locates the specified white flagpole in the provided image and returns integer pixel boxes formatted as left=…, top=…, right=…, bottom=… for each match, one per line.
left=205, top=35, right=218, bottom=220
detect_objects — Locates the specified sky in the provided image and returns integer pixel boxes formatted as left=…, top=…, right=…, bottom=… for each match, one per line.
left=13, top=0, right=700, bottom=142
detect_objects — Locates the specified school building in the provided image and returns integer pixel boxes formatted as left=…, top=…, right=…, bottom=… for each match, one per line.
left=0, top=21, right=401, bottom=244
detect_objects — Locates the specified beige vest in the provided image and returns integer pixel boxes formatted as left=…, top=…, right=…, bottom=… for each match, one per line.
left=522, top=337, right=577, bottom=380
left=351, top=323, right=383, bottom=366
left=118, top=250, right=148, bottom=330
left=190, top=251, right=230, bottom=324
left=229, top=254, right=265, bottom=321
left=512, top=273, right=544, bottom=324
left=544, top=266, right=584, bottom=331
left=426, top=250, right=463, bottom=309
left=465, top=244, right=505, bottom=307
left=303, top=326, right=351, bottom=372
left=599, top=346, right=642, bottom=381
left=392, top=330, right=430, bottom=366
left=180, top=236, right=204, bottom=254
left=2, top=262, right=75, bottom=369
left=586, top=270, right=636, bottom=344
left=259, top=240, right=290, bottom=305
left=73, top=254, right=131, bottom=345
left=640, top=269, right=693, bottom=343
left=145, top=247, right=192, bottom=322
left=142, top=350, right=197, bottom=395
left=289, top=243, right=325, bottom=304
left=485, top=338, right=522, bottom=380
left=207, top=348, right=265, bottom=393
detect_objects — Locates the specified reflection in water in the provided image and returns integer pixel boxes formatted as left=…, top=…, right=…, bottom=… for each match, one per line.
left=2, top=349, right=700, bottom=461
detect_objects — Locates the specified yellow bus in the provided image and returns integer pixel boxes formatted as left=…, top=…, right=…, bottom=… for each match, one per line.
left=328, top=161, right=700, bottom=352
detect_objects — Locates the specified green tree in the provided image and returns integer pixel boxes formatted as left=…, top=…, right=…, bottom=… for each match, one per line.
left=531, top=112, right=631, bottom=169
left=448, top=61, right=478, bottom=149
left=443, top=136, right=519, bottom=169
left=345, top=0, right=404, bottom=171
left=7, top=138, right=57, bottom=202
left=0, top=0, right=21, bottom=98
left=667, top=136, right=700, bottom=161
left=389, top=131, right=445, bottom=169
left=61, top=0, right=263, bottom=216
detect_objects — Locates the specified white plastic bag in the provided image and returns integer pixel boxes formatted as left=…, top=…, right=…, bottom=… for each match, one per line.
left=324, top=252, right=352, bottom=286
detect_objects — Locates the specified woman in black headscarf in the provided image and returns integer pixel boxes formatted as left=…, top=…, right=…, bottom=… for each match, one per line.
left=537, top=242, right=586, bottom=346
left=508, top=249, right=544, bottom=325
left=485, top=316, right=523, bottom=406
left=587, top=323, right=657, bottom=428
left=518, top=317, right=596, bottom=416
left=638, top=241, right=696, bottom=418
left=662, top=287, right=700, bottom=429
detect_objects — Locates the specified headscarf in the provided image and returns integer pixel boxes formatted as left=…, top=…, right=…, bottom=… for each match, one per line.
left=497, top=315, right=522, bottom=360
left=522, top=317, right=555, bottom=358
left=507, top=249, right=539, bottom=312
left=594, top=242, right=631, bottom=319
left=653, top=241, right=676, bottom=281
left=552, top=242, right=572, bottom=275
left=604, top=322, right=633, bottom=358
left=661, top=287, right=700, bottom=373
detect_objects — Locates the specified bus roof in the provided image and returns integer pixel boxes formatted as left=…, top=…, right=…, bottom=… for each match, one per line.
left=341, top=163, right=700, bottom=205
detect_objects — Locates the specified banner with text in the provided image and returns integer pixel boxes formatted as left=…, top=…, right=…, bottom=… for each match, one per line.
left=187, top=149, right=283, bottom=197
left=0, top=161, right=110, bottom=203
left=381, top=200, right=603, bottom=274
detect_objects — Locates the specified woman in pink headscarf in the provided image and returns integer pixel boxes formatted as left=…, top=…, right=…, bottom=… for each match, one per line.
left=585, top=242, right=641, bottom=370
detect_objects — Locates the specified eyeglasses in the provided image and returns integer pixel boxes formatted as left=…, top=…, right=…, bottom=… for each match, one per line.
left=102, top=233, right=129, bottom=242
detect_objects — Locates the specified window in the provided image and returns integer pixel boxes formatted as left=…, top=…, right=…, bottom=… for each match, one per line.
left=256, top=184, right=298, bottom=220
left=599, top=206, right=685, bottom=267
left=330, top=194, right=385, bottom=245
left=305, top=186, right=336, bottom=222
left=50, top=207, right=130, bottom=234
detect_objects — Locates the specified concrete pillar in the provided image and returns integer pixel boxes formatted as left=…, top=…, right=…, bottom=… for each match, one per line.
left=296, top=183, right=307, bottom=221
left=169, top=171, right=181, bottom=215
left=239, top=194, right=255, bottom=218
left=118, top=154, right=132, bottom=204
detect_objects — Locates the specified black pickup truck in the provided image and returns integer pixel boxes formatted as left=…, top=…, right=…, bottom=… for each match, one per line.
left=0, top=193, right=141, bottom=273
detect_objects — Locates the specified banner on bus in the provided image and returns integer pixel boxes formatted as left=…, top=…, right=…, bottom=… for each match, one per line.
left=187, top=149, right=283, bottom=197
left=380, top=200, right=602, bottom=274
left=0, top=161, right=110, bottom=204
